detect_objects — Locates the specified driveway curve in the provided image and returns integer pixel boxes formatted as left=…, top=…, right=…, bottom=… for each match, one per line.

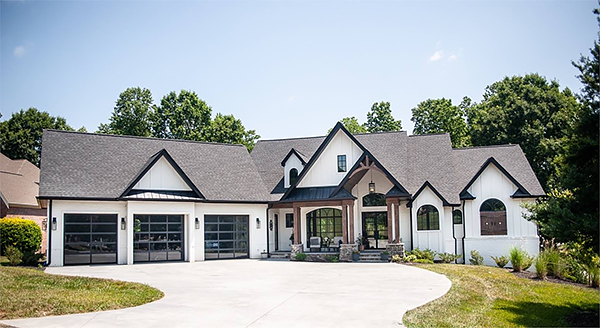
left=3, top=260, right=450, bottom=328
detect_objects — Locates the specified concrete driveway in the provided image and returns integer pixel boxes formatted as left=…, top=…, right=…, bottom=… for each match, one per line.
left=3, top=260, right=450, bottom=328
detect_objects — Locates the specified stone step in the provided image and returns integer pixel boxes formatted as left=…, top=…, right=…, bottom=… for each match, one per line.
left=270, top=254, right=290, bottom=259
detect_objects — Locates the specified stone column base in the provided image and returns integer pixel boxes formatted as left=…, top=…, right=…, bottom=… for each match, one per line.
left=386, top=243, right=405, bottom=259
left=339, top=244, right=357, bottom=262
left=290, top=243, right=304, bottom=261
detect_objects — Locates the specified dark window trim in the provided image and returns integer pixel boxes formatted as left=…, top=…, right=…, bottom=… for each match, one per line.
left=285, top=213, right=294, bottom=228
left=416, top=205, right=440, bottom=231
left=479, top=198, right=507, bottom=236
left=337, top=154, right=347, bottom=173
left=289, top=168, right=299, bottom=186
left=452, top=209, right=463, bottom=224
left=306, top=208, right=343, bottom=247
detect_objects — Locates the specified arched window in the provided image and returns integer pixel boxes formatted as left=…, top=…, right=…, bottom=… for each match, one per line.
left=362, top=193, right=386, bottom=207
left=453, top=209, right=463, bottom=224
left=289, top=168, right=298, bottom=186
left=480, top=198, right=507, bottom=235
left=417, top=205, right=439, bottom=231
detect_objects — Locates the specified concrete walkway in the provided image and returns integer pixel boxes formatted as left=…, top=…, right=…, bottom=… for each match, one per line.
left=3, top=260, right=451, bottom=328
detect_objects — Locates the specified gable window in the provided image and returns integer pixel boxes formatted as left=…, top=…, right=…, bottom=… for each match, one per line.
left=363, top=193, right=386, bottom=207
left=417, top=205, right=439, bottom=231
left=480, top=198, right=507, bottom=235
left=453, top=209, right=463, bottom=224
left=285, top=213, right=294, bottom=228
left=337, top=155, right=347, bottom=172
left=289, top=168, right=298, bottom=185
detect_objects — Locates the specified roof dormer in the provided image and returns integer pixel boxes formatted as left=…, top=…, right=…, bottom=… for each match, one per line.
left=282, top=148, right=306, bottom=188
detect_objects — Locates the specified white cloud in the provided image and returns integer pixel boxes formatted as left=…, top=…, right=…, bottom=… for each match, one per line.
left=448, top=54, right=457, bottom=61
left=429, top=50, right=443, bottom=62
left=13, top=45, right=26, bottom=58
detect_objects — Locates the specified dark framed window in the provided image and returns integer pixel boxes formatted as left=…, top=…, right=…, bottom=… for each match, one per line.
left=363, top=193, right=386, bottom=207
left=337, top=155, right=347, bottom=172
left=417, top=205, right=439, bottom=231
left=453, top=209, right=463, bottom=224
left=480, top=199, right=507, bottom=235
left=306, top=208, right=343, bottom=246
left=289, top=168, right=298, bottom=185
left=285, top=213, right=294, bottom=228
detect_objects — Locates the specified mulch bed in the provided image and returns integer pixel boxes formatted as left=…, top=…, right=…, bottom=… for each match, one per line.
left=507, top=268, right=598, bottom=289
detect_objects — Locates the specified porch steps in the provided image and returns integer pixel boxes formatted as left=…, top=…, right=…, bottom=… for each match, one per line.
left=359, top=252, right=384, bottom=263
left=269, top=252, right=290, bottom=259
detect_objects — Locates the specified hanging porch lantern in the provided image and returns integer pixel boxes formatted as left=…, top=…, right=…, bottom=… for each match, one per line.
left=369, top=181, right=376, bottom=194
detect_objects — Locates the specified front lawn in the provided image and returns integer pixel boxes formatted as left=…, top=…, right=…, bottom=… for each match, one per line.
left=0, top=266, right=163, bottom=319
left=403, top=264, right=599, bottom=327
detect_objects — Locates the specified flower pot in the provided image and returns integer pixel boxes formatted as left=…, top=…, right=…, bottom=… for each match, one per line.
left=352, top=253, right=360, bottom=262
left=359, top=245, right=365, bottom=251
left=381, top=254, right=389, bottom=262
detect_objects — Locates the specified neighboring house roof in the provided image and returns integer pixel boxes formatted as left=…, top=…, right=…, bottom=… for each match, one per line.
left=39, top=130, right=271, bottom=202
left=251, top=129, right=545, bottom=205
left=0, top=153, right=41, bottom=208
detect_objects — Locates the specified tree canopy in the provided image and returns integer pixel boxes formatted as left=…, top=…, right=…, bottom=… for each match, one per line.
left=205, top=113, right=260, bottom=151
left=330, top=116, right=367, bottom=134
left=411, top=97, right=471, bottom=148
left=365, top=101, right=402, bottom=133
left=98, top=87, right=154, bottom=137
left=151, top=90, right=212, bottom=141
left=0, top=108, right=74, bottom=166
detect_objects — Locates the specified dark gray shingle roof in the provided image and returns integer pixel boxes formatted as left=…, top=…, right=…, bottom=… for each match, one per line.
left=251, top=131, right=544, bottom=204
left=39, top=130, right=270, bottom=202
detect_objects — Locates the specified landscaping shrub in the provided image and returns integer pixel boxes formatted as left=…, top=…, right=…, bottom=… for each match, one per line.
left=5, top=246, right=22, bottom=266
left=403, top=254, right=417, bottom=262
left=413, top=259, right=434, bottom=264
left=583, top=261, right=600, bottom=288
left=409, top=248, right=436, bottom=261
left=0, top=218, right=42, bottom=254
left=22, top=251, right=45, bottom=267
left=491, top=255, right=509, bottom=268
left=391, top=254, right=403, bottom=263
left=324, top=254, right=339, bottom=263
left=294, top=253, right=307, bottom=261
left=469, top=250, right=484, bottom=265
left=535, top=255, right=549, bottom=279
left=509, top=247, right=534, bottom=272
left=438, top=252, right=461, bottom=263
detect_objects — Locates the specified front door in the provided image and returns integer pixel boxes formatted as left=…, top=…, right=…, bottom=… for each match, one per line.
left=362, top=212, right=388, bottom=249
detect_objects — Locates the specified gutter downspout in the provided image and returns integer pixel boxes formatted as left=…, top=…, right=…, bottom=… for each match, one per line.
left=46, top=199, right=53, bottom=266
left=266, top=205, right=270, bottom=258
left=451, top=205, right=457, bottom=264
left=462, top=200, right=466, bottom=264
left=408, top=202, right=413, bottom=251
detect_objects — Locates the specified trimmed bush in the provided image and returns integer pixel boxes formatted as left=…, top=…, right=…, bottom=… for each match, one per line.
left=438, top=252, right=462, bottom=263
left=324, top=254, right=339, bottom=263
left=294, top=253, right=307, bottom=261
left=5, top=246, right=22, bottom=266
left=491, top=255, right=509, bottom=268
left=22, top=251, right=45, bottom=266
left=403, top=254, right=417, bottom=262
left=0, top=218, right=42, bottom=254
left=409, top=248, right=436, bottom=261
left=509, top=247, right=534, bottom=272
left=391, top=254, right=403, bottom=263
left=469, top=250, right=484, bottom=265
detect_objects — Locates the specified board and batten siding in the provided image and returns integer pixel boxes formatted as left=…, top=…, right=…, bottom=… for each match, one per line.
left=298, top=130, right=362, bottom=188
left=463, top=164, right=539, bottom=266
left=411, top=186, right=446, bottom=254
left=133, top=157, right=191, bottom=191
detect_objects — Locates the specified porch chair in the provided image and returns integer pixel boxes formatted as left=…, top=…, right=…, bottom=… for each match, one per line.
left=329, top=236, right=343, bottom=251
left=309, top=237, right=321, bottom=252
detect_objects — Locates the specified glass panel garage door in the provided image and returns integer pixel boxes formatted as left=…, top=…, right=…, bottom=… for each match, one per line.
left=205, top=215, right=249, bottom=260
left=134, top=215, right=184, bottom=262
left=64, top=214, right=117, bottom=265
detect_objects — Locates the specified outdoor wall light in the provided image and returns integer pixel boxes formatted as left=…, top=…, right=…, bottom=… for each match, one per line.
left=121, top=217, right=126, bottom=230
left=51, top=217, right=57, bottom=230
left=42, top=218, right=48, bottom=232
left=256, top=218, right=261, bottom=229
left=195, top=217, right=200, bottom=229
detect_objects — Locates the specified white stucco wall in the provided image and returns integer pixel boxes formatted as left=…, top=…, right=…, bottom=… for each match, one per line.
left=298, top=130, right=362, bottom=187
left=463, top=164, right=539, bottom=266
left=133, top=157, right=191, bottom=191
left=283, top=154, right=304, bottom=188
left=48, top=200, right=267, bottom=266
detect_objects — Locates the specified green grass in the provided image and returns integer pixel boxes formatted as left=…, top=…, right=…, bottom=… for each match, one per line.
left=403, top=264, right=600, bottom=327
left=0, top=266, right=164, bottom=320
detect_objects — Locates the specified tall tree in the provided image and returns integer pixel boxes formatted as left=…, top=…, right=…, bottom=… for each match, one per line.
left=526, top=8, right=600, bottom=253
left=329, top=116, right=367, bottom=134
left=97, top=87, right=154, bottom=136
left=364, top=101, right=402, bottom=133
left=0, top=108, right=73, bottom=166
left=151, top=90, right=212, bottom=140
left=411, top=97, right=471, bottom=147
left=205, top=113, right=260, bottom=151
left=467, top=74, right=580, bottom=189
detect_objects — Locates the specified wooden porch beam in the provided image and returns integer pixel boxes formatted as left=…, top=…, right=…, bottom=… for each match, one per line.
left=293, top=204, right=301, bottom=244
left=349, top=200, right=355, bottom=244
left=387, top=202, right=393, bottom=243
left=394, top=201, right=401, bottom=243
left=341, top=204, right=348, bottom=244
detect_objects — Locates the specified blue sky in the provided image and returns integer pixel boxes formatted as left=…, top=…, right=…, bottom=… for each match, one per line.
left=1, top=0, right=597, bottom=139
